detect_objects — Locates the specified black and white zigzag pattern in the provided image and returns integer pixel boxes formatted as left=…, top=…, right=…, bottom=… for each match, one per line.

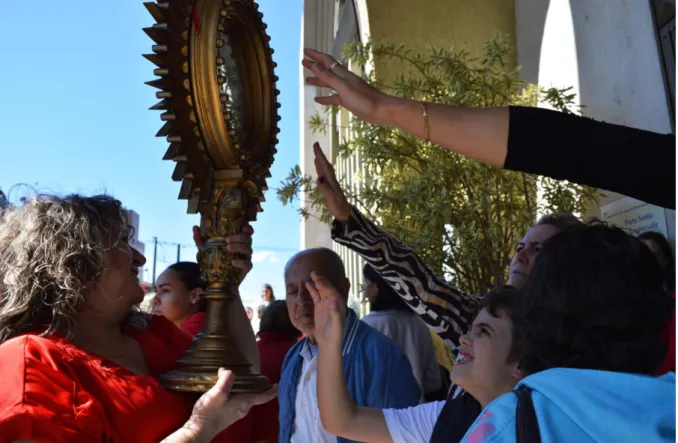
left=331, top=207, right=480, bottom=351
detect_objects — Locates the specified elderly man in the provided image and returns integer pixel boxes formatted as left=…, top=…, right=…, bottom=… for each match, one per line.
left=278, top=248, right=420, bottom=443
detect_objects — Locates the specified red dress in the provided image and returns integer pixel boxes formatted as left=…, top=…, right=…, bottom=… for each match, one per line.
left=655, top=290, right=676, bottom=375
left=0, top=315, right=194, bottom=443
left=179, top=312, right=256, bottom=443
left=249, top=332, right=299, bottom=443
left=180, top=312, right=207, bottom=337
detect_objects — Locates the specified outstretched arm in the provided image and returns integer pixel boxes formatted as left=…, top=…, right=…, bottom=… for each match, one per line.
left=314, top=143, right=478, bottom=349
left=303, top=48, right=675, bottom=209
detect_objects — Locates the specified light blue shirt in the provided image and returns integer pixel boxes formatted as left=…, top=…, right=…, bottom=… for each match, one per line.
left=461, top=368, right=676, bottom=443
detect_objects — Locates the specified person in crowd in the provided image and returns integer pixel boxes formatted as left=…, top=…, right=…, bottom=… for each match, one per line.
left=0, top=194, right=275, bottom=442
left=361, top=263, right=444, bottom=402
left=246, top=306, right=255, bottom=321
left=308, top=224, right=675, bottom=442
left=302, top=48, right=675, bottom=210
left=458, top=223, right=674, bottom=442
left=638, top=231, right=676, bottom=375
left=152, top=262, right=206, bottom=337
left=309, top=283, right=521, bottom=443
left=241, top=301, right=302, bottom=443
left=259, top=283, right=276, bottom=311
left=429, top=328, right=455, bottom=375
left=638, top=231, right=675, bottom=292
left=313, top=142, right=582, bottom=440
left=279, top=247, right=421, bottom=442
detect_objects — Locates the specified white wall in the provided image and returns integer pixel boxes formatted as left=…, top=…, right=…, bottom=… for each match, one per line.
left=299, top=0, right=335, bottom=250
left=515, top=0, right=674, bottom=241
left=516, top=0, right=671, bottom=133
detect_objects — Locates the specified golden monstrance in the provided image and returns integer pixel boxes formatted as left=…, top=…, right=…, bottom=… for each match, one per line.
left=144, top=0, right=279, bottom=393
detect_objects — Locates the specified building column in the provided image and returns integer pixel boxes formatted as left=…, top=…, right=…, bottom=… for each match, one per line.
left=299, top=0, right=336, bottom=250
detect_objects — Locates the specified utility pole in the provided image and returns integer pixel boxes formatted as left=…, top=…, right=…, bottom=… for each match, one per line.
left=177, top=244, right=181, bottom=263
left=152, top=237, right=158, bottom=284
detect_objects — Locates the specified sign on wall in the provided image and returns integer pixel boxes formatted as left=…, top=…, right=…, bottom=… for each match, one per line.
left=600, top=197, right=669, bottom=236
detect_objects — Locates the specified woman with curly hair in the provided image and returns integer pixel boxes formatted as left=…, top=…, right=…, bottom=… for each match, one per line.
left=0, top=194, right=276, bottom=442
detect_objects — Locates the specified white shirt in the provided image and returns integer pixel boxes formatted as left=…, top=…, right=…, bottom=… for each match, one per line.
left=362, top=310, right=442, bottom=399
left=290, top=341, right=337, bottom=443
left=383, top=401, right=446, bottom=443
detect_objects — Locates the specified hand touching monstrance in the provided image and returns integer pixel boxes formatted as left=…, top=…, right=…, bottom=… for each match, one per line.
left=144, top=0, right=279, bottom=393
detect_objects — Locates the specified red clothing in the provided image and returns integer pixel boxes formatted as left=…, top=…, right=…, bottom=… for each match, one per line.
left=181, top=312, right=257, bottom=443
left=249, top=332, right=299, bottom=443
left=656, top=291, right=676, bottom=375
left=180, top=312, right=207, bottom=337
left=0, top=315, right=194, bottom=443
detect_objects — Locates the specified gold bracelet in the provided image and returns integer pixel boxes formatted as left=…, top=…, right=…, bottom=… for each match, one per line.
left=420, top=101, right=430, bottom=142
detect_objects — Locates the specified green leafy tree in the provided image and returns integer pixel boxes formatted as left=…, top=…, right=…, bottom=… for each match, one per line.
left=278, top=36, right=597, bottom=296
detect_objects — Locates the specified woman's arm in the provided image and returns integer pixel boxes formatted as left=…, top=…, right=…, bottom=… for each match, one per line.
left=313, top=143, right=478, bottom=348
left=303, top=48, right=676, bottom=209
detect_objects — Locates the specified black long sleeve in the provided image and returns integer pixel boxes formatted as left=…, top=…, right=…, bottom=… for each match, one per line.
left=505, top=106, right=675, bottom=209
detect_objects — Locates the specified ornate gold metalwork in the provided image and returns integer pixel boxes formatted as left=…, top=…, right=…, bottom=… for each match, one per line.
left=144, top=0, right=279, bottom=393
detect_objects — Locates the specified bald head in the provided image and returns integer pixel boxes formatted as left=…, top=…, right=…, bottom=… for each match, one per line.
left=285, top=248, right=347, bottom=288
left=284, top=248, right=350, bottom=340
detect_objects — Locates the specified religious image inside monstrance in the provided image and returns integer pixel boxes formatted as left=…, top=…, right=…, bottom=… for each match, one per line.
left=0, top=0, right=675, bottom=442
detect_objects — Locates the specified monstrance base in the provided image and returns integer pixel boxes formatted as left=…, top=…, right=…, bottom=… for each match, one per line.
left=160, top=369, right=271, bottom=394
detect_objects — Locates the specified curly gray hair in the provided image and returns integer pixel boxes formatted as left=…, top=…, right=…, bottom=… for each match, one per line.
left=0, top=194, right=148, bottom=342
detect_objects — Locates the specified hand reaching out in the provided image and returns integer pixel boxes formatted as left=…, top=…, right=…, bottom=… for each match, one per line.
left=305, top=272, right=347, bottom=347
left=302, top=48, right=391, bottom=127
left=313, top=143, right=352, bottom=222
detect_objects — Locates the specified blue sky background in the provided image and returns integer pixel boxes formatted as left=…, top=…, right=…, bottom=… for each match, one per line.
left=0, top=1, right=303, bottom=308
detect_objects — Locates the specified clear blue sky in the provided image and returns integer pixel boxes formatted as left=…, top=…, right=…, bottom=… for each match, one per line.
left=0, top=1, right=303, bottom=308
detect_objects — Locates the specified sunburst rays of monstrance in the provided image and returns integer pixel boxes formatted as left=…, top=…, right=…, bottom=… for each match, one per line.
left=144, top=0, right=280, bottom=393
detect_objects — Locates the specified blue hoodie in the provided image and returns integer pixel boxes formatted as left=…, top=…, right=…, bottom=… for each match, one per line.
left=461, top=368, right=675, bottom=443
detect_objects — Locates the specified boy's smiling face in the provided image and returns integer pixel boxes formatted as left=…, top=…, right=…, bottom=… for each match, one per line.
left=451, top=307, right=524, bottom=408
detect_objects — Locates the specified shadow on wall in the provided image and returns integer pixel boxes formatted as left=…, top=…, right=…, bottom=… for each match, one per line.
left=517, top=0, right=673, bottom=132
left=570, top=0, right=672, bottom=131
left=514, top=0, right=551, bottom=85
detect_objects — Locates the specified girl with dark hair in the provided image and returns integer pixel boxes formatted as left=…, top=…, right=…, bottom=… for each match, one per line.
left=257, top=284, right=276, bottom=321
left=261, top=283, right=276, bottom=304
left=362, top=264, right=443, bottom=401
left=152, top=261, right=206, bottom=337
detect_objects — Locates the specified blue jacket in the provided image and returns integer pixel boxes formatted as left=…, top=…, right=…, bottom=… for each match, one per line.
left=461, top=368, right=676, bottom=443
left=278, top=309, right=421, bottom=443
